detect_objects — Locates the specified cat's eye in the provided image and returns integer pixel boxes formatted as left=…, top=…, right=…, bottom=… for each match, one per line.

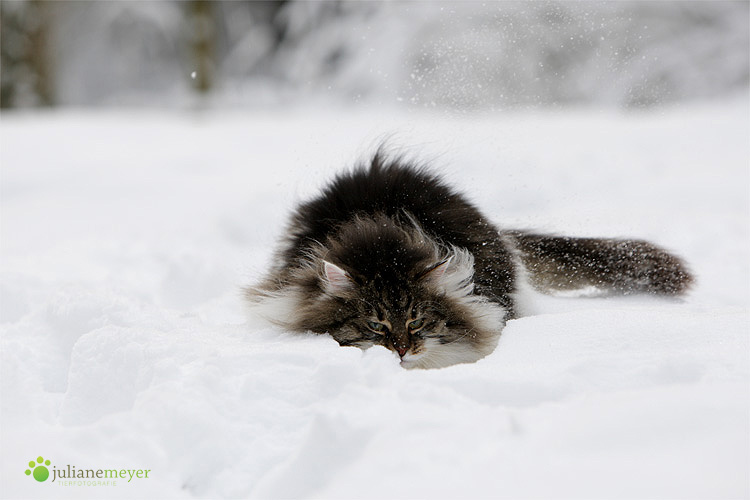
left=408, top=318, right=424, bottom=331
left=367, top=321, right=387, bottom=334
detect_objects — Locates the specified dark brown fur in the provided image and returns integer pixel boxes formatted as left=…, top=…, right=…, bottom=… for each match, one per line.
left=246, top=153, right=694, bottom=369
left=509, top=232, right=694, bottom=295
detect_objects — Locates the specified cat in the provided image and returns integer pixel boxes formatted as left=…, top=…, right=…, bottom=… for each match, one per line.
left=245, top=151, right=693, bottom=369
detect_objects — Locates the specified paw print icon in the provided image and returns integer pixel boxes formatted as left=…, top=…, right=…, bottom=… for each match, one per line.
left=25, top=456, right=51, bottom=482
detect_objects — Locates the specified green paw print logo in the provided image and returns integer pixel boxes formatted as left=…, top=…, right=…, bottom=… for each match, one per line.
left=25, top=456, right=51, bottom=482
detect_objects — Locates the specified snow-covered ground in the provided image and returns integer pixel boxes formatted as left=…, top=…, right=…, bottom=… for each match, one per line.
left=1, top=97, right=748, bottom=499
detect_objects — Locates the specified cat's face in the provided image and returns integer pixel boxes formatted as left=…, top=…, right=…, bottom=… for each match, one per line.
left=316, top=257, right=497, bottom=369
left=332, top=287, right=451, bottom=368
left=247, top=245, right=505, bottom=369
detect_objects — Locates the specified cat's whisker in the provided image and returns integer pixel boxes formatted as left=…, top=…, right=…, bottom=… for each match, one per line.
left=437, top=327, right=476, bottom=347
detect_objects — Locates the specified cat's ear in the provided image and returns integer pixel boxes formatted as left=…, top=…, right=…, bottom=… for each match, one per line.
left=322, top=260, right=355, bottom=296
left=419, top=256, right=453, bottom=285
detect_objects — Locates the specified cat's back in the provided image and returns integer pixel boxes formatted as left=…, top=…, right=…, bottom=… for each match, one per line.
left=284, top=154, right=486, bottom=261
left=306, top=154, right=457, bottom=221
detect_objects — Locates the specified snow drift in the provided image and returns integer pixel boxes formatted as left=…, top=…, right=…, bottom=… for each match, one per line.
left=1, top=98, right=748, bottom=498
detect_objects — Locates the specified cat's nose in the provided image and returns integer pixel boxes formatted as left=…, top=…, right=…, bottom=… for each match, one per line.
left=390, top=335, right=410, bottom=357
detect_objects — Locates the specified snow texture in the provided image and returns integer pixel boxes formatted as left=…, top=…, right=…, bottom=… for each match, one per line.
left=1, top=98, right=748, bottom=499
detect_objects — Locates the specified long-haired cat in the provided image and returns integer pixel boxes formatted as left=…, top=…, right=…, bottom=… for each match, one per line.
left=246, top=152, right=693, bottom=369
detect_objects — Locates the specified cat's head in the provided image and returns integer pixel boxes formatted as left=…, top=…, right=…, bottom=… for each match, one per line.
left=298, top=216, right=506, bottom=369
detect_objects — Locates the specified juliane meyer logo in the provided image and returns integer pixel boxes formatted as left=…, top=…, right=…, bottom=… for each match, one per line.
left=24, top=455, right=151, bottom=486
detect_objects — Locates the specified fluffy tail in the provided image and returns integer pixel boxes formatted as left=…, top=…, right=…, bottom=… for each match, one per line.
left=506, top=231, right=694, bottom=296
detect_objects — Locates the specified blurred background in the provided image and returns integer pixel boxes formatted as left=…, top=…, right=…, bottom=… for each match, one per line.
left=2, top=0, right=748, bottom=111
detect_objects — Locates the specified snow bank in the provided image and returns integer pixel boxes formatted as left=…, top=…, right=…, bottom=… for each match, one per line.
left=1, top=98, right=748, bottom=499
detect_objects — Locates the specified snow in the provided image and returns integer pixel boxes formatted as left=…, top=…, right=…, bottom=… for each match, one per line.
left=1, top=97, right=748, bottom=499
